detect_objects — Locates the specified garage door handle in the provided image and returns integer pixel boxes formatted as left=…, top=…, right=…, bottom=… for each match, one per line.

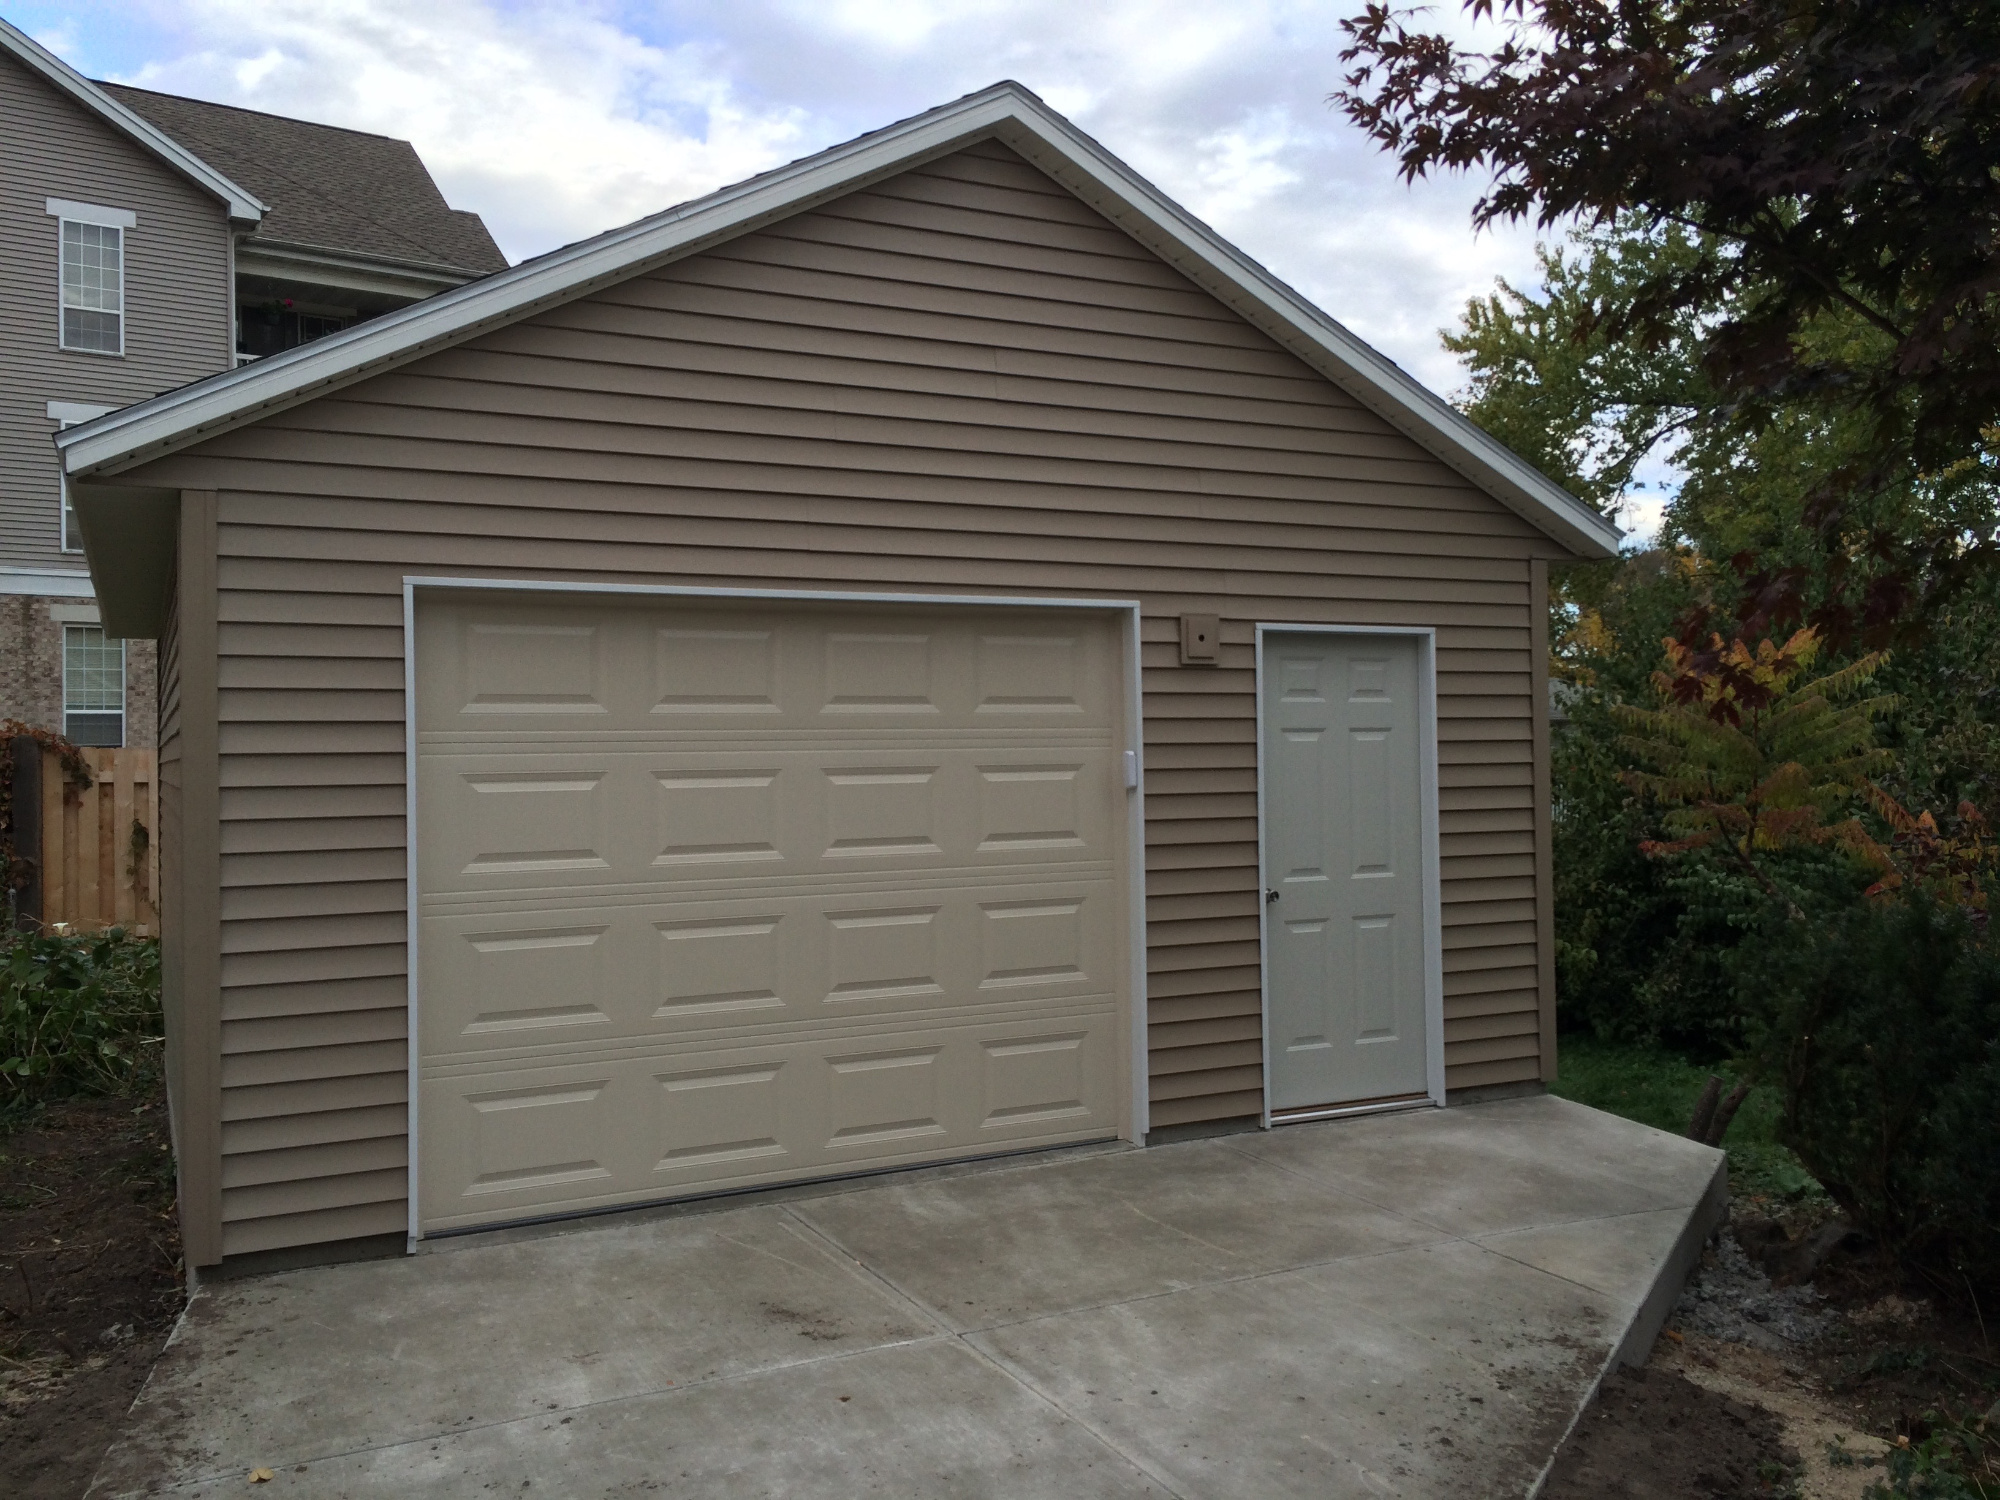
left=1266, top=889, right=1280, bottom=904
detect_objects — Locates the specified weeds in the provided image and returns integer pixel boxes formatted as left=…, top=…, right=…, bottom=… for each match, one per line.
left=1865, top=1405, right=1997, bottom=1497
left=0, top=929, right=162, bottom=1111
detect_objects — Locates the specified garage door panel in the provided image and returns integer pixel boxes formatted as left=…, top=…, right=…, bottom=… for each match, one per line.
left=656, top=910, right=789, bottom=1019
left=455, top=1073, right=619, bottom=1203
left=434, top=767, right=616, bottom=880
left=418, top=1007, right=1120, bottom=1232
left=456, top=617, right=613, bottom=717
left=656, top=766, right=785, bottom=868
left=419, top=600, right=1119, bottom=734
left=417, top=747, right=1118, bottom=895
left=416, top=593, right=1130, bottom=1234
left=653, top=623, right=783, bottom=717
left=447, top=921, right=619, bottom=1042
left=420, top=877, right=1121, bottom=1061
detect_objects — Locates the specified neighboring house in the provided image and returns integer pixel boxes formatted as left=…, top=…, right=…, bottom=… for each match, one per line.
left=63, top=83, right=1621, bottom=1271
left=98, top=82, right=511, bottom=358
left=0, top=17, right=504, bottom=748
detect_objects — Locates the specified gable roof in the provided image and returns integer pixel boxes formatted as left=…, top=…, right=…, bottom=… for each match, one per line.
left=58, top=80, right=1621, bottom=560
left=0, top=17, right=264, bottom=222
left=100, top=85, right=507, bottom=276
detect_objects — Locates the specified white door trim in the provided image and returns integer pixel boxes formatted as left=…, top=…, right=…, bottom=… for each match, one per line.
left=402, top=581, right=420, bottom=1244
left=402, top=576, right=1149, bottom=1245
left=1253, top=624, right=1446, bottom=1129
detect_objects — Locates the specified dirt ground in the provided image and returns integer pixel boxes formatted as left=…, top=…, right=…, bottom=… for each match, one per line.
left=1545, top=1213, right=2000, bottom=1499
left=1543, top=1360, right=1801, bottom=1498
left=0, top=1091, right=184, bottom=1500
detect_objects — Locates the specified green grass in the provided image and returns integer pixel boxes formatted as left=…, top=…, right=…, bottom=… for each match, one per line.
left=1549, top=1032, right=1829, bottom=1205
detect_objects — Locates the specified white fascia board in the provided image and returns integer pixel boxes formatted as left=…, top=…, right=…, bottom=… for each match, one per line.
left=54, top=80, right=1618, bottom=560
left=1, top=18, right=265, bottom=222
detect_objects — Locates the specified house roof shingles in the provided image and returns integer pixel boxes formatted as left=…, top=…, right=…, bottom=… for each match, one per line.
left=99, top=83, right=507, bottom=276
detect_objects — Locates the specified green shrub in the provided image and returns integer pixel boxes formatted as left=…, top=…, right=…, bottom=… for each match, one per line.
left=1552, top=688, right=1703, bottom=1041
left=0, top=929, right=162, bottom=1107
left=1551, top=669, right=1876, bottom=1058
left=1747, top=896, right=2000, bottom=1293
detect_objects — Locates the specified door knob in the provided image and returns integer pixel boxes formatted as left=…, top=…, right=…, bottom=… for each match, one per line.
left=1265, top=889, right=1281, bottom=903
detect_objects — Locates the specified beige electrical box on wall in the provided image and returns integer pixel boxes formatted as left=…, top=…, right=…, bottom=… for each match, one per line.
left=1179, top=613, right=1220, bottom=665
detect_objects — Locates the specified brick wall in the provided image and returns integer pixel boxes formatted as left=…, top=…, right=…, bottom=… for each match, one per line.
left=126, top=624, right=157, bottom=749
left=0, top=593, right=157, bottom=747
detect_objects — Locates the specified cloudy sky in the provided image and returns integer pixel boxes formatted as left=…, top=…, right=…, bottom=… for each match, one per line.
left=10, top=0, right=1661, bottom=537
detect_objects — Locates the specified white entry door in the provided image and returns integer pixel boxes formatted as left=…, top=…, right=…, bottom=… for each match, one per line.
left=1261, top=631, right=1431, bottom=1114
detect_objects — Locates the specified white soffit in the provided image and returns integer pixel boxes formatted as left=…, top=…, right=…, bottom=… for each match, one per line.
left=54, top=80, right=1619, bottom=560
left=1, top=17, right=265, bottom=223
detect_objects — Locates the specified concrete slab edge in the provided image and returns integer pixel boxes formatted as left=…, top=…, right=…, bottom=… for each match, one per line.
left=1613, top=1155, right=1729, bottom=1368
left=83, top=1286, right=210, bottom=1499
left=1521, top=1149, right=1729, bottom=1499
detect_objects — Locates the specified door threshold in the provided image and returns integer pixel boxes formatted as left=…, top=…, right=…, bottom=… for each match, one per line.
left=1268, top=1093, right=1434, bottom=1126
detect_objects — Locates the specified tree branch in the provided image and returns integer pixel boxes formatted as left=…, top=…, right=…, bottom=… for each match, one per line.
left=1651, top=212, right=1913, bottom=345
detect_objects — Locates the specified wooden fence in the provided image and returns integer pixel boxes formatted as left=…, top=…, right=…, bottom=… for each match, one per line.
left=38, top=746, right=160, bottom=936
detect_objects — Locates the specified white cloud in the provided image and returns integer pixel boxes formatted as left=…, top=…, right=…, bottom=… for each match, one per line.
left=43, top=0, right=1552, bottom=393
left=1180, top=110, right=1303, bottom=227
left=105, top=1, right=812, bottom=254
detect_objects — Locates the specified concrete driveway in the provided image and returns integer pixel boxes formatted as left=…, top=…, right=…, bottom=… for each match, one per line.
left=91, top=1094, right=1723, bottom=1499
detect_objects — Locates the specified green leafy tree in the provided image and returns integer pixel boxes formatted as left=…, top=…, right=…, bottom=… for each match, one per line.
left=1444, top=218, right=1713, bottom=519
left=1336, top=0, right=2000, bottom=486
left=1444, top=215, right=2000, bottom=827
left=1446, top=217, right=2000, bottom=650
left=1614, top=626, right=1894, bottom=903
left=1369, top=3, right=2000, bottom=1292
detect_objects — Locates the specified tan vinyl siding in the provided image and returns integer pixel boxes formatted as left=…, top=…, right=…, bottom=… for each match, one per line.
left=170, top=492, right=224, bottom=1264
left=156, top=558, right=184, bottom=1165
left=0, top=54, right=232, bottom=571
left=123, top=140, right=1567, bottom=1257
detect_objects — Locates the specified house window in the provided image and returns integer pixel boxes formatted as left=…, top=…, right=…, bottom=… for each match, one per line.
left=61, top=472, right=79, bottom=553
left=49, top=402, right=115, bottom=554
left=63, top=625, right=125, bottom=747
left=237, top=300, right=353, bottom=359
left=60, top=221, right=124, bottom=352
left=46, top=199, right=135, bottom=355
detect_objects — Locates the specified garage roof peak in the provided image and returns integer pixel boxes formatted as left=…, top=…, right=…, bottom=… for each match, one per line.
left=55, top=78, right=1619, bottom=560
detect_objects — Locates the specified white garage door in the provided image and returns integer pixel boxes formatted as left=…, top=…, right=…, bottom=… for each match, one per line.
left=413, top=590, right=1132, bottom=1234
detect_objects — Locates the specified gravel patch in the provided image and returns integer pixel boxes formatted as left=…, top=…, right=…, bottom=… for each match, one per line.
left=1673, top=1223, right=1840, bottom=1349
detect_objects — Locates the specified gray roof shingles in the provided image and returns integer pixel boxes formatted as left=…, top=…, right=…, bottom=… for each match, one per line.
left=100, top=83, right=508, bottom=275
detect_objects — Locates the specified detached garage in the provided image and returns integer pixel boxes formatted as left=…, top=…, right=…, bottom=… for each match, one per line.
left=60, top=82, right=1618, bottom=1270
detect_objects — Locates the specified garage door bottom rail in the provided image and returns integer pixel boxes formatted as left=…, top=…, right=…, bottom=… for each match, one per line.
left=413, top=1133, right=1128, bottom=1244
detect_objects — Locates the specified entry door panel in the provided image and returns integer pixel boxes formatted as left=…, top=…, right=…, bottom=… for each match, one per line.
left=414, top=593, right=1129, bottom=1233
left=1263, top=633, right=1428, bottom=1110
